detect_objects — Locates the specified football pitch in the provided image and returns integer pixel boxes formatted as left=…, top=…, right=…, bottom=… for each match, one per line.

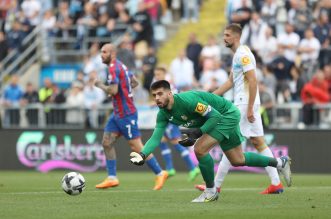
left=1, top=171, right=330, bottom=219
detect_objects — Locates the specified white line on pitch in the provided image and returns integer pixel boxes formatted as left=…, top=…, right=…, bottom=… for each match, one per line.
left=1, top=186, right=331, bottom=195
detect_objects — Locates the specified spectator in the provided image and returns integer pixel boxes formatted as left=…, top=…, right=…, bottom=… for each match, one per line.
left=186, top=32, right=202, bottom=80
left=0, top=0, right=11, bottom=31
left=297, top=28, right=321, bottom=80
left=144, top=0, right=160, bottom=25
left=169, top=49, right=198, bottom=91
left=323, top=64, right=331, bottom=97
left=76, top=2, right=98, bottom=48
left=131, top=1, right=154, bottom=47
left=107, top=0, right=131, bottom=35
left=277, top=22, right=300, bottom=63
left=84, top=71, right=105, bottom=128
left=66, top=81, right=85, bottom=125
left=200, top=34, right=221, bottom=65
left=54, top=1, right=74, bottom=38
left=1, top=74, right=23, bottom=125
left=229, top=0, right=253, bottom=28
left=83, top=42, right=107, bottom=79
left=6, top=21, right=24, bottom=52
left=0, top=31, right=8, bottom=63
left=288, top=66, right=305, bottom=102
left=3, top=0, right=19, bottom=33
left=241, top=11, right=269, bottom=53
left=41, top=9, right=56, bottom=36
left=260, top=0, right=278, bottom=35
left=142, top=46, right=157, bottom=91
left=313, top=11, right=331, bottom=68
left=199, top=58, right=228, bottom=93
left=259, top=81, right=276, bottom=128
left=262, top=65, right=277, bottom=95
left=170, top=0, right=181, bottom=22
left=96, top=12, right=111, bottom=37
left=117, top=34, right=136, bottom=72
left=258, top=26, right=278, bottom=65
left=21, top=0, right=41, bottom=28
left=288, top=0, right=312, bottom=39
left=182, top=0, right=199, bottom=23
left=38, top=78, right=53, bottom=104
left=269, top=48, right=293, bottom=102
left=21, top=82, right=39, bottom=125
left=301, top=70, right=330, bottom=125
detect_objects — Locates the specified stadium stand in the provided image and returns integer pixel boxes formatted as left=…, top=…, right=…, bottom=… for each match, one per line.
left=0, top=0, right=331, bottom=130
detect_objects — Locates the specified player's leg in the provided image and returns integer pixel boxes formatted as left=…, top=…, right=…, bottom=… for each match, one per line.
left=96, top=114, right=121, bottom=189
left=251, top=136, right=283, bottom=194
left=124, top=113, right=168, bottom=190
left=191, top=134, right=219, bottom=202
left=213, top=123, right=291, bottom=187
left=161, top=125, right=176, bottom=176
left=159, top=137, right=176, bottom=176
left=240, top=104, right=284, bottom=190
left=95, top=132, right=120, bottom=188
left=223, top=144, right=291, bottom=187
left=171, top=138, right=200, bottom=181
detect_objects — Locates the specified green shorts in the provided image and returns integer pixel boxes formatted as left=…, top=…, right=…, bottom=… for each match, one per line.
left=207, top=106, right=245, bottom=151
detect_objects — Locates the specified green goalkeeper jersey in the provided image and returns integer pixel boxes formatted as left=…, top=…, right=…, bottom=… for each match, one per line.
left=142, top=91, right=241, bottom=156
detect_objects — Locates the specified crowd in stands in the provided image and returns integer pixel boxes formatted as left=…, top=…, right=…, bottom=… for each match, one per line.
left=1, top=0, right=331, bottom=128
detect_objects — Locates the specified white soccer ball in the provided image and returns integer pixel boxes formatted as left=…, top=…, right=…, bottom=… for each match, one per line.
left=61, top=172, right=86, bottom=196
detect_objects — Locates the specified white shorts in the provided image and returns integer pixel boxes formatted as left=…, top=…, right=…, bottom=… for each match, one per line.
left=236, top=104, right=264, bottom=138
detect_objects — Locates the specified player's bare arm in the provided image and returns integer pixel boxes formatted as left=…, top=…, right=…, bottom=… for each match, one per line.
left=245, top=69, right=257, bottom=123
left=213, top=71, right=233, bottom=96
left=130, top=75, right=139, bottom=89
left=94, top=79, right=119, bottom=96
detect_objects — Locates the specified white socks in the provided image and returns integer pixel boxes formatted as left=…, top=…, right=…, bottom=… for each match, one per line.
left=259, top=147, right=281, bottom=185
left=214, top=154, right=231, bottom=188
left=214, top=146, right=281, bottom=188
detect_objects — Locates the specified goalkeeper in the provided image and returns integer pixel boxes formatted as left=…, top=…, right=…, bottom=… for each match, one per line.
left=130, top=80, right=291, bottom=203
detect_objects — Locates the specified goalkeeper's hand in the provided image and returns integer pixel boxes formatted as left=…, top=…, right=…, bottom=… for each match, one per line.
left=178, top=128, right=203, bottom=147
left=130, top=152, right=146, bottom=166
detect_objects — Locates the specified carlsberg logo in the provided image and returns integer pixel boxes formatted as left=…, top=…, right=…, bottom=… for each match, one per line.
left=16, top=131, right=105, bottom=172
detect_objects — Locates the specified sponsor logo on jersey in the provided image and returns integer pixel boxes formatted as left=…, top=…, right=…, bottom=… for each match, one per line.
left=195, top=103, right=211, bottom=116
left=181, top=115, right=188, bottom=120
left=241, top=56, right=251, bottom=66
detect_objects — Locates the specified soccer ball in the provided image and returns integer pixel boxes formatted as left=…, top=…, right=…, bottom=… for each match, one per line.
left=61, top=172, right=86, bottom=196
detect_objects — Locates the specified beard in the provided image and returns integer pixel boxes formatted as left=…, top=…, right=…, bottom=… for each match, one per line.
left=224, top=41, right=233, bottom=48
left=102, top=57, right=110, bottom=64
left=156, top=98, right=169, bottom=109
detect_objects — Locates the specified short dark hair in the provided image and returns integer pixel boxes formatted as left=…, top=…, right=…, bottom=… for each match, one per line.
left=150, top=80, right=171, bottom=91
left=225, top=23, right=242, bottom=36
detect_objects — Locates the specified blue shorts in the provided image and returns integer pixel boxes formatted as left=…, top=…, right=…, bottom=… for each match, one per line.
left=104, top=112, right=141, bottom=140
left=164, top=123, right=181, bottom=140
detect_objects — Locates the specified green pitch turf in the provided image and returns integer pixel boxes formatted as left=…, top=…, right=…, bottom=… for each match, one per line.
left=0, top=171, right=331, bottom=219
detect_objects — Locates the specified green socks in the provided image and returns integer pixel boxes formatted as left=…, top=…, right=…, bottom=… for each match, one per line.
left=198, top=154, right=214, bottom=188
left=244, top=152, right=277, bottom=167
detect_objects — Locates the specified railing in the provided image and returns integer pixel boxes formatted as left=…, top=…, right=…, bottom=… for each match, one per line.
left=2, top=102, right=331, bottom=129
left=0, top=103, right=113, bottom=129
left=0, top=25, right=43, bottom=86
left=48, top=24, right=130, bottom=63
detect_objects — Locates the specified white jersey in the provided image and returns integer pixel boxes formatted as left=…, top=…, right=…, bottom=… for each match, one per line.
left=231, top=45, right=260, bottom=106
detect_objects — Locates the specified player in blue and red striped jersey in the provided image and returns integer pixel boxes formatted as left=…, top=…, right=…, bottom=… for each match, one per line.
left=94, top=43, right=168, bottom=190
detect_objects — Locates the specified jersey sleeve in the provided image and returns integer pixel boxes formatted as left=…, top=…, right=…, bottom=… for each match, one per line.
left=187, top=98, right=223, bottom=134
left=141, top=111, right=167, bottom=156
left=239, top=52, right=255, bottom=73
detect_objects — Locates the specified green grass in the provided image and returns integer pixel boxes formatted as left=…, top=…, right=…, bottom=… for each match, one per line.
left=0, top=171, right=331, bottom=219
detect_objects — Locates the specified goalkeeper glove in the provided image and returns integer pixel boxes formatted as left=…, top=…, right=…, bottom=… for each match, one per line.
left=130, top=152, right=146, bottom=165
left=178, top=128, right=203, bottom=147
